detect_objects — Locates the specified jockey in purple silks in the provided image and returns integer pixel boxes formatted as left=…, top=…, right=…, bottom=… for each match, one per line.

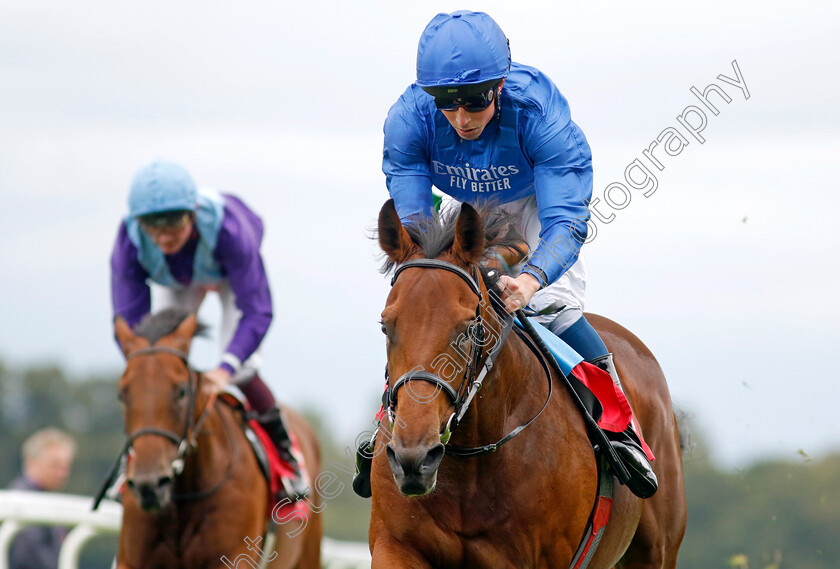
left=110, top=159, right=307, bottom=499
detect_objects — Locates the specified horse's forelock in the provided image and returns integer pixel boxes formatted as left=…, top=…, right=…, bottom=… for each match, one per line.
left=133, top=308, right=207, bottom=345
left=378, top=204, right=521, bottom=274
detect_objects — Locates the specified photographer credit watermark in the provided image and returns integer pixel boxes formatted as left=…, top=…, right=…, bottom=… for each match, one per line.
left=219, top=58, right=753, bottom=566
left=528, top=59, right=751, bottom=274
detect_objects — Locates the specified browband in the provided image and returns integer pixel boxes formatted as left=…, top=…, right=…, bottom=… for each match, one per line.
left=391, top=259, right=481, bottom=297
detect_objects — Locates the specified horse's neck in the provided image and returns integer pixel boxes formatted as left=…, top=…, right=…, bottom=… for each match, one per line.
left=179, top=405, right=235, bottom=491
left=453, top=334, right=536, bottom=445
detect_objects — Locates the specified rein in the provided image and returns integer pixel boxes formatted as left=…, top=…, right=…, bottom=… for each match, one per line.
left=444, top=325, right=554, bottom=457
left=385, top=259, right=551, bottom=458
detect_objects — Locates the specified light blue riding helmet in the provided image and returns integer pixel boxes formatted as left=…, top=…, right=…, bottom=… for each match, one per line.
left=128, top=160, right=198, bottom=218
left=416, top=11, right=511, bottom=88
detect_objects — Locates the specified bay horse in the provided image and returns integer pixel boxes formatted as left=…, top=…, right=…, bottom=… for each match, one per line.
left=369, top=199, right=686, bottom=568
left=113, top=310, right=322, bottom=569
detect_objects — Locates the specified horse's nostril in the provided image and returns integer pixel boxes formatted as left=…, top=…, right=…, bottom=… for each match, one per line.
left=157, top=476, right=172, bottom=489
left=421, top=444, right=445, bottom=472
left=387, top=442, right=445, bottom=478
left=385, top=444, right=403, bottom=475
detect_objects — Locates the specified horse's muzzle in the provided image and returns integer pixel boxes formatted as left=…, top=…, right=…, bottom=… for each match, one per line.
left=386, top=441, right=445, bottom=497
left=126, top=470, right=174, bottom=512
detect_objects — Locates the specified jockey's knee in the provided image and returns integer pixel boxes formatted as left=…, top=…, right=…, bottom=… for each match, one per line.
left=235, top=371, right=277, bottom=414
left=547, top=306, right=583, bottom=335
left=548, top=310, right=609, bottom=361
left=232, top=367, right=259, bottom=385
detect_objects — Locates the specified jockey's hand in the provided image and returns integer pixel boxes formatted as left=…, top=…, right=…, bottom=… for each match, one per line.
left=204, top=367, right=232, bottom=392
left=498, top=273, right=541, bottom=313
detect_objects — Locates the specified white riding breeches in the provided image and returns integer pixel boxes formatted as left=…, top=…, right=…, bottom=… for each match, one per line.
left=442, top=193, right=587, bottom=333
left=151, top=280, right=262, bottom=383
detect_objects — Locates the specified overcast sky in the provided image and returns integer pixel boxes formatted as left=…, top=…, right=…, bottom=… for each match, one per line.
left=1, top=0, right=837, bottom=469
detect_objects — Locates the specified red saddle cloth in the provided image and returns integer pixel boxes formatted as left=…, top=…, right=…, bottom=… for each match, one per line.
left=248, top=419, right=306, bottom=496
left=248, top=418, right=310, bottom=517
left=572, top=361, right=654, bottom=461
left=217, top=392, right=309, bottom=517
left=572, top=361, right=632, bottom=433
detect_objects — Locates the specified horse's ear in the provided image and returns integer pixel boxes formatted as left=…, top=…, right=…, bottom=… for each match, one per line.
left=378, top=199, right=415, bottom=263
left=114, top=316, right=141, bottom=355
left=169, top=314, right=198, bottom=351
left=452, top=203, right=486, bottom=266
left=154, top=314, right=197, bottom=354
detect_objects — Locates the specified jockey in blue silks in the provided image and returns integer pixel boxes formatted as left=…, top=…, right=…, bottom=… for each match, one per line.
left=354, top=11, right=657, bottom=499
left=110, top=160, right=307, bottom=499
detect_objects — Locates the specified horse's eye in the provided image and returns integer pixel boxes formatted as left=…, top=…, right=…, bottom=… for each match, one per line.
left=175, top=384, right=188, bottom=400
left=117, top=388, right=128, bottom=403
left=380, top=321, right=388, bottom=335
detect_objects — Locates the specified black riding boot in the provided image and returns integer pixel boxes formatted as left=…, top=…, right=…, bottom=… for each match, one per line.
left=608, top=426, right=659, bottom=499
left=589, top=354, right=658, bottom=499
left=352, top=432, right=376, bottom=498
left=259, top=408, right=310, bottom=499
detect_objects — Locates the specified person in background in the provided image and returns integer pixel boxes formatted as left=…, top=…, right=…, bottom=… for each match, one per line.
left=7, top=428, right=76, bottom=569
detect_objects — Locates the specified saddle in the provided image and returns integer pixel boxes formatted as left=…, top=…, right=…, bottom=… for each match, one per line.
left=219, top=392, right=309, bottom=511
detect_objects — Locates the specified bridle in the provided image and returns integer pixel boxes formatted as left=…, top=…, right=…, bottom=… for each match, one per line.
left=384, top=258, right=552, bottom=458
left=119, top=346, right=236, bottom=501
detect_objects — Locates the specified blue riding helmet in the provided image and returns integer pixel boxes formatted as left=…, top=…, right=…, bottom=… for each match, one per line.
left=416, top=11, right=511, bottom=89
left=128, top=160, right=198, bottom=218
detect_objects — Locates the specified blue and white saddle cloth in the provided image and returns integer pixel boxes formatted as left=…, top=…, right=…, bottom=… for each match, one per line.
left=514, top=316, right=583, bottom=376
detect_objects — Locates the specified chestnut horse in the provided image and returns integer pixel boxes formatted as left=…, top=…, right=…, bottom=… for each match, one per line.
left=369, top=200, right=685, bottom=568
left=113, top=311, right=322, bottom=569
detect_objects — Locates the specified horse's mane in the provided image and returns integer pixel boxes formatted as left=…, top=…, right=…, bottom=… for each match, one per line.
left=379, top=204, right=524, bottom=275
left=134, top=308, right=207, bottom=345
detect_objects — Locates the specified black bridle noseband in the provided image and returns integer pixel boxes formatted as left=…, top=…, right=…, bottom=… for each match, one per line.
left=385, top=258, right=552, bottom=457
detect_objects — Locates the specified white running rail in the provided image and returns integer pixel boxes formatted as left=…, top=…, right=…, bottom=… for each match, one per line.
left=320, top=538, right=372, bottom=569
left=0, top=490, right=370, bottom=569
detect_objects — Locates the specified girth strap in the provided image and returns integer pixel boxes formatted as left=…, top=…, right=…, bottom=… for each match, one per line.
left=569, top=457, right=615, bottom=569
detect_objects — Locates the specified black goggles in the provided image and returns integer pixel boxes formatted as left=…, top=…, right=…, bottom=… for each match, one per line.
left=422, top=80, right=501, bottom=112
left=137, top=210, right=193, bottom=229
